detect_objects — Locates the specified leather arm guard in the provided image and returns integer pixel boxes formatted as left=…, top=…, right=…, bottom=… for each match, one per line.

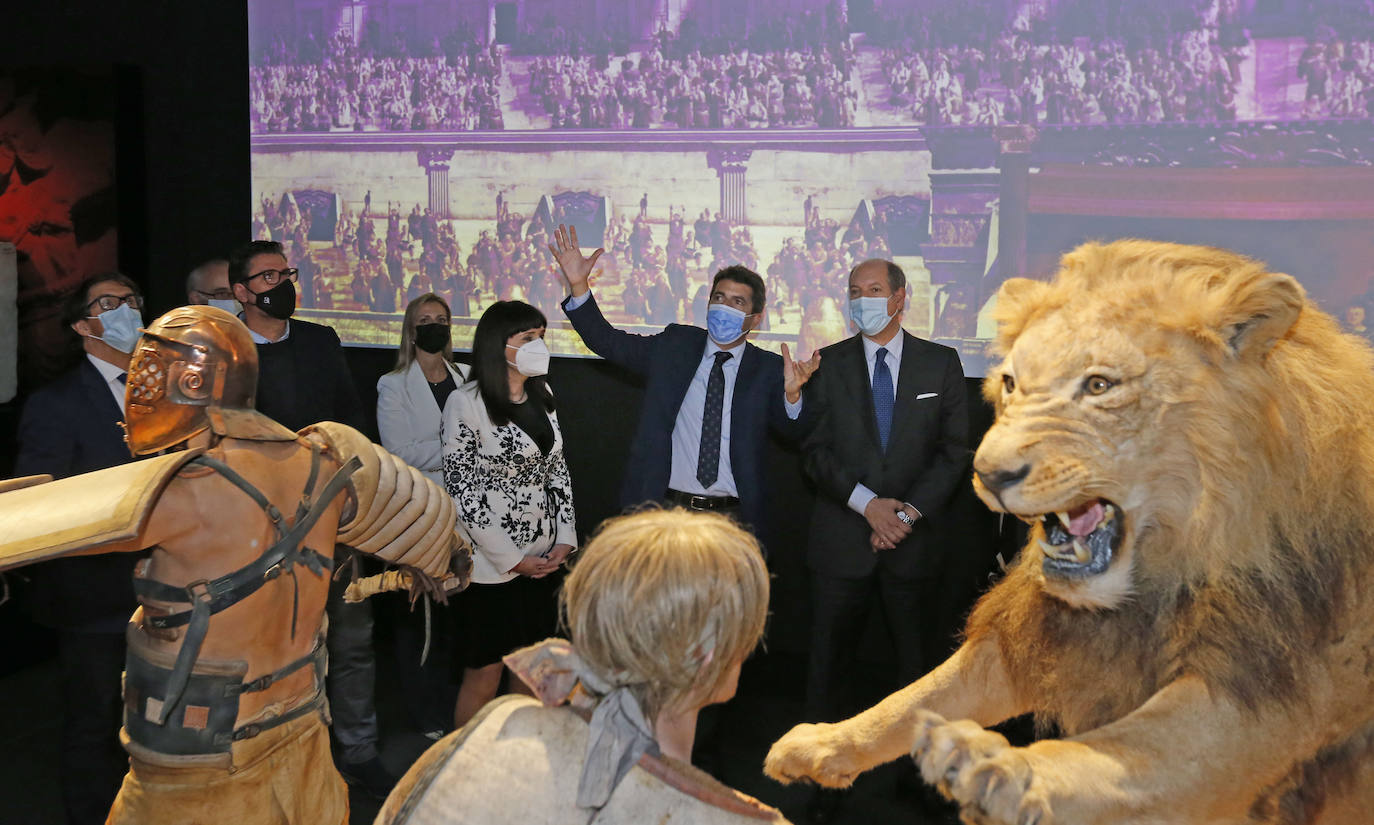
left=298, top=422, right=472, bottom=586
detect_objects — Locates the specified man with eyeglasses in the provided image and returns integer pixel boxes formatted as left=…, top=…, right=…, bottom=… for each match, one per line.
left=185, top=258, right=238, bottom=315
left=225, top=239, right=391, bottom=796
left=14, top=272, right=149, bottom=825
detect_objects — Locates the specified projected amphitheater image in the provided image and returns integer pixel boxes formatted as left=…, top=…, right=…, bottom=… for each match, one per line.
left=249, top=0, right=1374, bottom=374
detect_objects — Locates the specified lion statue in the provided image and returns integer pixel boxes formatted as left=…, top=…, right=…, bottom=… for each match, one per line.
left=765, top=240, right=1374, bottom=825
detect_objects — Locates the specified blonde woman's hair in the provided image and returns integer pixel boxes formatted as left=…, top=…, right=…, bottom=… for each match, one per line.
left=390, top=293, right=454, bottom=373
left=560, top=508, right=769, bottom=721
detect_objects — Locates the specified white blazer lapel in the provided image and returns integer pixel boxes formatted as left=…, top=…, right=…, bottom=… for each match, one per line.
left=405, top=360, right=444, bottom=435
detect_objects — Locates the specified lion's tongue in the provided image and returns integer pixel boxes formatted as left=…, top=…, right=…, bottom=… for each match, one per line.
left=1068, top=501, right=1105, bottom=537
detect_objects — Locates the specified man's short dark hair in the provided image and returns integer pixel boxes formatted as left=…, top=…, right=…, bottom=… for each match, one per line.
left=711, top=265, right=766, bottom=315
left=63, top=272, right=140, bottom=327
left=186, top=258, right=229, bottom=295
left=849, top=258, right=906, bottom=293
left=227, top=240, right=285, bottom=284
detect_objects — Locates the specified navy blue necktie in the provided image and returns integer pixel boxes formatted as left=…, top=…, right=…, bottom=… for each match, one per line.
left=872, top=347, right=894, bottom=451
left=697, top=351, right=733, bottom=488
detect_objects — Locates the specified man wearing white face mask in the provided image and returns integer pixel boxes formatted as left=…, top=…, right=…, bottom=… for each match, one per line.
left=14, top=272, right=150, bottom=825
left=794, top=258, right=969, bottom=821
left=184, top=258, right=239, bottom=315
left=551, top=224, right=817, bottom=544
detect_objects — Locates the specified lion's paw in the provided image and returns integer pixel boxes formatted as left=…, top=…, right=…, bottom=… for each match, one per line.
left=764, top=722, right=867, bottom=788
left=911, top=710, right=1052, bottom=825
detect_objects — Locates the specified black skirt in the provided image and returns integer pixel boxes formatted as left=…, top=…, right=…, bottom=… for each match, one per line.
left=452, top=570, right=564, bottom=671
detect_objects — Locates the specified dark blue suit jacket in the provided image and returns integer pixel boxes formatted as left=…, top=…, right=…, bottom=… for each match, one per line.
left=563, top=293, right=799, bottom=537
left=14, top=357, right=143, bottom=630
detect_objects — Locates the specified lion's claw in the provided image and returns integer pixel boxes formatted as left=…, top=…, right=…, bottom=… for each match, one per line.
left=764, top=722, right=864, bottom=789
left=910, top=712, right=1052, bottom=825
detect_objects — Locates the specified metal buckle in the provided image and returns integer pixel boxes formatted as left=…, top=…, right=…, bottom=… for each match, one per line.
left=185, top=580, right=213, bottom=605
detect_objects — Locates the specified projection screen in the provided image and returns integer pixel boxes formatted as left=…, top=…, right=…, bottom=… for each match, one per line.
left=249, top=0, right=1374, bottom=376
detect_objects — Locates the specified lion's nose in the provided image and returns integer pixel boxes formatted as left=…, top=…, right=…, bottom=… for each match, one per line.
left=976, top=463, right=1031, bottom=493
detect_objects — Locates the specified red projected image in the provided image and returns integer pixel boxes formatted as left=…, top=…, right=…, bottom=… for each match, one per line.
left=0, top=68, right=120, bottom=391
left=249, top=0, right=1374, bottom=374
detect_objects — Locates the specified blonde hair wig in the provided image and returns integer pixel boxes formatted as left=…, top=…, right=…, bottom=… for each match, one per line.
left=560, top=508, right=769, bottom=720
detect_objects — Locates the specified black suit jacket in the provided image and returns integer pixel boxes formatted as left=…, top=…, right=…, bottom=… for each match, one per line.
left=253, top=318, right=365, bottom=432
left=563, top=293, right=800, bottom=537
left=801, top=332, right=970, bottom=579
left=14, top=358, right=143, bottom=630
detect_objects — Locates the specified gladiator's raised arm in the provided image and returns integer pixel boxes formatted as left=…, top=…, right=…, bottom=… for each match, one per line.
left=301, top=420, right=472, bottom=595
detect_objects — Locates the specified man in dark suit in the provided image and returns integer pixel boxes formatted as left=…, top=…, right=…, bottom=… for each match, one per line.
left=15, top=272, right=147, bottom=825
left=227, top=240, right=388, bottom=797
left=799, top=258, right=969, bottom=816
left=550, top=224, right=816, bottom=539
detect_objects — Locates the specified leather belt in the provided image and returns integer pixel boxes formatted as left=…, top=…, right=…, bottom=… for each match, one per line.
left=665, top=489, right=741, bottom=511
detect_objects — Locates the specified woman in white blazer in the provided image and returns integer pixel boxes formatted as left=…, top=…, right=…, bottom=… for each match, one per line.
left=442, top=300, right=577, bottom=729
left=376, top=293, right=467, bottom=738
left=376, top=294, right=468, bottom=486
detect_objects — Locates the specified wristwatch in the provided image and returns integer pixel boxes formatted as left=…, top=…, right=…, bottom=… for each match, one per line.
left=895, top=509, right=915, bottom=526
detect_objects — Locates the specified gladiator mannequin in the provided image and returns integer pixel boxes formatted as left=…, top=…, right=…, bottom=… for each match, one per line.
left=0, top=305, right=469, bottom=825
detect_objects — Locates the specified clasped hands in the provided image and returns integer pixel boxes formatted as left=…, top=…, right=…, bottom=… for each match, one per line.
left=866, top=498, right=919, bottom=551
left=511, top=543, right=573, bottom=578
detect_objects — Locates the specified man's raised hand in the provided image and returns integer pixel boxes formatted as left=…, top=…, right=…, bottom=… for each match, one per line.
left=547, top=223, right=603, bottom=298
left=782, top=342, right=821, bottom=404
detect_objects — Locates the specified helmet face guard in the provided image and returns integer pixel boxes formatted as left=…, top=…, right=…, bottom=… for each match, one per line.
left=122, top=305, right=263, bottom=455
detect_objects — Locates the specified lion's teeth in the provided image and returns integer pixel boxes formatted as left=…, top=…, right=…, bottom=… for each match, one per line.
left=1072, top=539, right=1090, bottom=563
left=1102, top=504, right=1115, bottom=523
left=1038, top=539, right=1080, bottom=562
left=1056, top=511, right=1072, bottom=529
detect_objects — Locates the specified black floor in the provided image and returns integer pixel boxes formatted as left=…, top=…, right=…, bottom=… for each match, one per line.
left=0, top=634, right=961, bottom=825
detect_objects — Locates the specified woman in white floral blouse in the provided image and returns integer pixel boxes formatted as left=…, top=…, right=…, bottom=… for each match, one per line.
left=442, top=300, right=577, bottom=729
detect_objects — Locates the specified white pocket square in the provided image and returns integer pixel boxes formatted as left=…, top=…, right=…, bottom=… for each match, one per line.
left=916, top=392, right=939, bottom=400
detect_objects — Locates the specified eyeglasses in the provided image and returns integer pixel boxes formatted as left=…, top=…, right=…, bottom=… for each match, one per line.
left=193, top=289, right=236, bottom=301
left=245, top=268, right=299, bottom=286
left=87, top=293, right=145, bottom=313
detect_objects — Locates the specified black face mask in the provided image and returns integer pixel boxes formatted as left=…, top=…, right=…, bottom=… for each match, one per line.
left=414, top=323, right=450, bottom=354
left=254, top=279, right=296, bottom=320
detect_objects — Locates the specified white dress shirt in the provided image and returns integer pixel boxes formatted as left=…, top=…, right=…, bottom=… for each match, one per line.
left=87, top=353, right=129, bottom=411
left=847, top=332, right=909, bottom=516
left=564, top=290, right=802, bottom=497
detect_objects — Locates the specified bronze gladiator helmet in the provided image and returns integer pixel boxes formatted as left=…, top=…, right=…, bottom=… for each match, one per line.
left=123, top=305, right=295, bottom=454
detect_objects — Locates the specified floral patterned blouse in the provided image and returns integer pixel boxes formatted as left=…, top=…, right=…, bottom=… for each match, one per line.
left=441, top=381, right=577, bottom=584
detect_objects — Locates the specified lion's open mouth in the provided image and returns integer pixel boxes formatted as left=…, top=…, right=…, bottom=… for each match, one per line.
left=1035, top=499, right=1122, bottom=578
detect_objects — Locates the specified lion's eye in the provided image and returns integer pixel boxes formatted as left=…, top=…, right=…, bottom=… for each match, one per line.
left=1084, top=375, right=1115, bottom=395
left=1002, top=374, right=1015, bottom=394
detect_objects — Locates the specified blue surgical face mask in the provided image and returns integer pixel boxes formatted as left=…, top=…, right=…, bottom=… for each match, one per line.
left=706, top=304, right=750, bottom=345
left=89, top=303, right=143, bottom=354
left=208, top=298, right=243, bottom=316
left=849, top=295, right=895, bottom=336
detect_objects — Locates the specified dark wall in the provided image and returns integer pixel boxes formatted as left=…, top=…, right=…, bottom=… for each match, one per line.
left=1, top=0, right=1011, bottom=664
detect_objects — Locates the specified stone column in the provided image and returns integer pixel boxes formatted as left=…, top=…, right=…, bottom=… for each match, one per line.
left=418, top=147, right=455, bottom=218
left=707, top=149, right=752, bottom=224
left=994, top=124, right=1036, bottom=286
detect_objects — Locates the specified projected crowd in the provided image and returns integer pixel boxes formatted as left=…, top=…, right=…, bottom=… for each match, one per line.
left=255, top=188, right=900, bottom=338
left=249, top=0, right=1374, bottom=133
